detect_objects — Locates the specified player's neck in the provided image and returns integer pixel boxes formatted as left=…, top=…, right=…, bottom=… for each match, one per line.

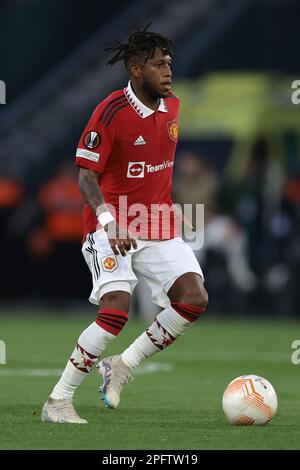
left=130, top=81, right=160, bottom=112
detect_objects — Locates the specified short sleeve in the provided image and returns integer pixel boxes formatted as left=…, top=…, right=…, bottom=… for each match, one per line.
left=75, top=103, right=116, bottom=174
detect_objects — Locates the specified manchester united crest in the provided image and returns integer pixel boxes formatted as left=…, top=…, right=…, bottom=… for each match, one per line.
left=167, top=120, right=178, bottom=142
left=101, top=255, right=118, bottom=272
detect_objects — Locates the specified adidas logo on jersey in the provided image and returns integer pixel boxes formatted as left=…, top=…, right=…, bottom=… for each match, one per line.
left=134, top=135, right=146, bottom=146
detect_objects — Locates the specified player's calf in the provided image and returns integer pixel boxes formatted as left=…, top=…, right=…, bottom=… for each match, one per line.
left=46, top=307, right=129, bottom=419
left=97, top=301, right=207, bottom=411
left=64, top=308, right=129, bottom=378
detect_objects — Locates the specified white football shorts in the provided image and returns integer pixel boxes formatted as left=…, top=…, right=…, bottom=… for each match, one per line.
left=82, top=229, right=204, bottom=308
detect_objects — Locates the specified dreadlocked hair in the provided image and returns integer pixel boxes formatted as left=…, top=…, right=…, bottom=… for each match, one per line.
left=103, top=21, right=174, bottom=68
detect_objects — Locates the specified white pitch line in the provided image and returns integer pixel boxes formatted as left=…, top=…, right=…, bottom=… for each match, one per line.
left=197, top=350, right=289, bottom=364
left=0, top=368, right=64, bottom=377
left=135, top=362, right=173, bottom=375
left=0, top=362, right=173, bottom=377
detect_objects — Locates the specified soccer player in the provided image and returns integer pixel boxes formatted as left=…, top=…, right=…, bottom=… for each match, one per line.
left=41, top=23, right=208, bottom=424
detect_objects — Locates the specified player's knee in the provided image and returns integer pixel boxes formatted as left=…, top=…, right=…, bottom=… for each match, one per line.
left=195, top=287, right=209, bottom=310
left=174, top=287, right=208, bottom=310
left=99, top=290, right=130, bottom=312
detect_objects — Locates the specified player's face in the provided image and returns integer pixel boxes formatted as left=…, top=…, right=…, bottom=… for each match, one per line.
left=140, top=48, right=172, bottom=99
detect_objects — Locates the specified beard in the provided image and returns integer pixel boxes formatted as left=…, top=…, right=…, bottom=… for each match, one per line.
left=142, top=78, right=166, bottom=99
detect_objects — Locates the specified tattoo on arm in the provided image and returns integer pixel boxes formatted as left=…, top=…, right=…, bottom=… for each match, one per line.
left=78, top=168, right=104, bottom=215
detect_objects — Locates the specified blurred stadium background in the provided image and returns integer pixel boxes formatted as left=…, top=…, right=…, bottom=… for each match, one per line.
left=1, top=0, right=300, bottom=450
left=0, top=0, right=299, bottom=317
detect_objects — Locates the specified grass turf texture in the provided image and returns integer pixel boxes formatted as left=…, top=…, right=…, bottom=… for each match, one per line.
left=0, top=312, right=299, bottom=450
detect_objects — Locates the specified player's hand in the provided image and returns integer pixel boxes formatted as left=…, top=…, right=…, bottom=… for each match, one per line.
left=104, top=221, right=138, bottom=256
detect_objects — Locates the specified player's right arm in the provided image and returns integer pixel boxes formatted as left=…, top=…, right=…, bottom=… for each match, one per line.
left=78, top=167, right=105, bottom=214
left=76, top=99, right=137, bottom=256
left=78, top=168, right=136, bottom=256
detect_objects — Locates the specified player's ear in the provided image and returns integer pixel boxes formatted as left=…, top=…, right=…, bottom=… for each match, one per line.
left=129, top=63, right=142, bottom=79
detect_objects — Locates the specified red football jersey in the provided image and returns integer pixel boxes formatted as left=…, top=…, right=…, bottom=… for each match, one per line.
left=75, top=81, right=179, bottom=241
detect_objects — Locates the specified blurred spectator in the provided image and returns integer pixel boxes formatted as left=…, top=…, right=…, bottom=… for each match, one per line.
left=173, top=151, right=257, bottom=296
left=261, top=171, right=300, bottom=316
left=223, top=138, right=299, bottom=315
left=0, top=166, right=25, bottom=299
left=38, top=161, right=83, bottom=244
left=27, top=161, right=89, bottom=301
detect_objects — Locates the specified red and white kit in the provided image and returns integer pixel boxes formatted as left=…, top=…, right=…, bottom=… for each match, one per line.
left=76, top=81, right=203, bottom=307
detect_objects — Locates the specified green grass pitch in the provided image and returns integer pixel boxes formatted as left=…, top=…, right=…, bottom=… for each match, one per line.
left=0, top=312, right=300, bottom=450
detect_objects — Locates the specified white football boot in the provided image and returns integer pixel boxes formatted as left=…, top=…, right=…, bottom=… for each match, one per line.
left=97, top=355, right=133, bottom=409
left=41, top=397, right=87, bottom=424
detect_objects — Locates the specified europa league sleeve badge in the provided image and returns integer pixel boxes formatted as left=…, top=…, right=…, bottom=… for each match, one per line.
left=84, top=131, right=101, bottom=149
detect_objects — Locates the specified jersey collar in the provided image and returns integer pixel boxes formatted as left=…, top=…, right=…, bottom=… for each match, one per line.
left=124, top=81, right=168, bottom=118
